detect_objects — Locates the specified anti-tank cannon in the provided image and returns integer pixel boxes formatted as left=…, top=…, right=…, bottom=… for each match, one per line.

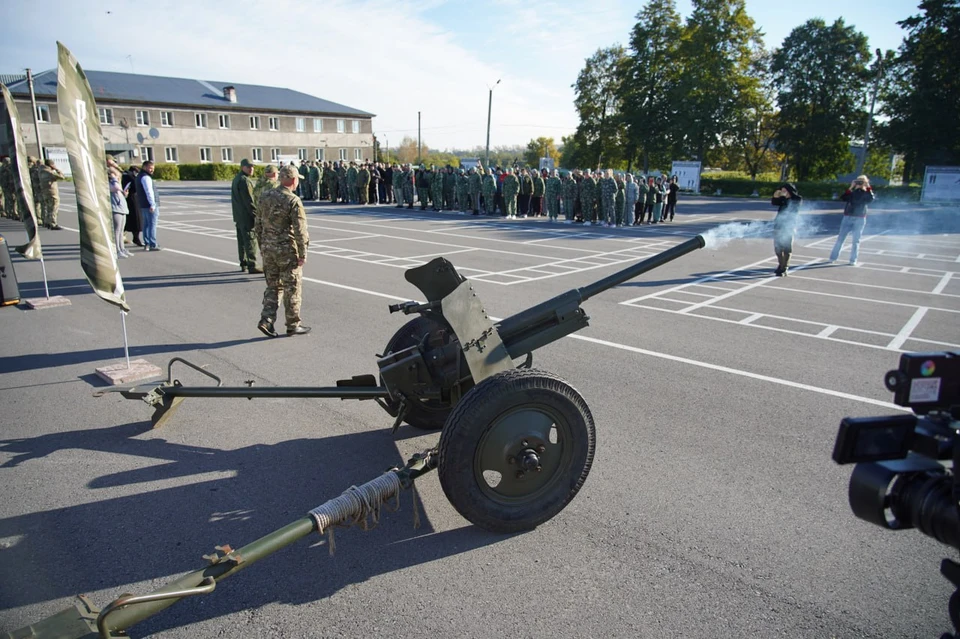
left=105, top=235, right=707, bottom=533
left=1, top=236, right=706, bottom=639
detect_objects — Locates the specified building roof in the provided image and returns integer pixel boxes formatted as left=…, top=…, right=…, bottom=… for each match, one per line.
left=1, top=73, right=26, bottom=87
left=4, top=69, right=374, bottom=117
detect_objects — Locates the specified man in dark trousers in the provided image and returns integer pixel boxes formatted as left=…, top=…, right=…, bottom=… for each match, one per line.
left=231, top=159, right=262, bottom=273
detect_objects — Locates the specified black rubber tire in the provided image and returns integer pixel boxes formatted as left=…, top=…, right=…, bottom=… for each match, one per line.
left=381, top=315, right=454, bottom=430
left=438, top=368, right=595, bottom=533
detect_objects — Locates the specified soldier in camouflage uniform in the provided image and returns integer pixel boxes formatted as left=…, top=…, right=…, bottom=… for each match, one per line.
left=401, top=163, right=416, bottom=209
left=415, top=164, right=430, bottom=210
left=39, top=159, right=66, bottom=229
left=502, top=168, right=520, bottom=219
left=623, top=174, right=638, bottom=226
left=430, top=166, right=443, bottom=211
left=29, top=158, right=42, bottom=223
left=256, top=164, right=311, bottom=338
left=337, top=162, right=348, bottom=203
left=531, top=170, right=545, bottom=216
left=297, top=161, right=309, bottom=198
left=443, top=164, right=457, bottom=211
left=346, top=162, right=359, bottom=203
left=467, top=166, right=482, bottom=214
left=455, top=169, right=468, bottom=213
left=0, top=157, right=16, bottom=220
left=560, top=171, right=576, bottom=223
left=357, top=163, right=371, bottom=205
left=253, top=165, right=279, bottom=243
left=231, top=159, right=262, bottom=273
left=308, top=161, right=321, bottom=202
left=481, top=167, right=497, bottom=215
left=392, top=164, right=405, bottom=208
left=579, top=170, right=598, bottom=225
left=545, top=169, right=561, bottom=221
left=598, top=169, right=617, bottom=227
left=614, top=173, right=625, bottom=226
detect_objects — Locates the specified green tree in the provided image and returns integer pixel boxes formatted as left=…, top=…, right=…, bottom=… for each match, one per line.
left=771, top=18, right=871, bottom=180
left=571, top=45, right=629, bottom=169
left=396, top=136, right=424, bottom=165
left=674, top=0, right=764, bottom=161
left=621, top=0, right=684, bottom=172
left=879, top=0, right=960, bottom=181
left=523, top=137, right=561, bottom=167
left=722, top=50, right=782, bottom=179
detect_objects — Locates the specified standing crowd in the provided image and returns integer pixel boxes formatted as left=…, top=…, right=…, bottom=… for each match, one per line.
left=285, top=158, right=683, bottom=227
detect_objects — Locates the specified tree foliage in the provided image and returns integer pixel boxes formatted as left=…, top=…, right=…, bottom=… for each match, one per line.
left=523, top=137, right=561, bottom=167
left=571, top=45, right=629, bottom=169
left=879, top=0, right=960, bottom=181
left=771, top=18, right=871, bottom=180
left=620, top=0, right=684, bottom=172
left=674, top=0, right=764, bottom=160
left=719, top=50, right=783, bottom=179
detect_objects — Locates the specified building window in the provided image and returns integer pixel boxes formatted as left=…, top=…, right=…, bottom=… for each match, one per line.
left=270, top=148, right=281, bottom=162
left=352, top=120, right=360, bottom=134
left=36, top=104, right=50, bottom=123
left=98, top=107, right=114, bottom=125
left=336, top=119, right=345, bottom=133
left=298, top=148, right=307, bottom=161
left=164, top=147, right=178, bottom=163
left=199, top=147, right=212, bottom=163
left=139, top=146, right=154, bottom=162
left=313, top=118, right=322, bottom=133
left=221, top=147, right=234, bottom=162
left=249, top=116, right=260, bottom=130
left=268, top=117, right=279, bottom=131
left=251, top=148, right=262, bottom=162
left=136, top=110, right=150, bottom=126
left=195, top=113, right=207, bottom=128
left=315, top=148, right=324, bottom=161
left=157, top=111, right=172, bottom=127
left=296, top=117, right=305, bottom=132
left=339, top=148, right=347, bottom=161
left=219, top=114, right=231, bottom=129
left=354, top=148, right=362, bottom=161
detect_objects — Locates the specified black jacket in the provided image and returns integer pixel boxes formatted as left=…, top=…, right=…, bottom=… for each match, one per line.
left=841, top=187, right=874, bottom=217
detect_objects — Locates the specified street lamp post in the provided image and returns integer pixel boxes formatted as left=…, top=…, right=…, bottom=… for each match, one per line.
left=485, top=79, right=500, bottom=167
left=855, top=49, right=884, bottom=177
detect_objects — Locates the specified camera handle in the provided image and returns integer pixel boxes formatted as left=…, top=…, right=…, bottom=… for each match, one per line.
left=942, top=558, right=960, bottom=638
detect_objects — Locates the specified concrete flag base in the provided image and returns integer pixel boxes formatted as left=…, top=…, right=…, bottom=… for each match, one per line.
left=24, top=296, right=72, bottom=309
left=96, top=358, right=162, bottom=386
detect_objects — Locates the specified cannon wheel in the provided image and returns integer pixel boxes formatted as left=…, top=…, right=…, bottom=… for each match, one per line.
left=438, top=368, right=595, bottom=533
left=381, top=315, right=456, bottom=430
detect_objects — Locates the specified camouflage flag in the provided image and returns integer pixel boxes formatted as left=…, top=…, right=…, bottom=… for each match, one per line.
left=56, top=42, right=129, bottom=311
left=1, top=85, right=42, bottom=260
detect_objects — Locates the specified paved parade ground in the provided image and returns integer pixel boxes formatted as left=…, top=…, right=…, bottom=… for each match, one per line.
left=1, top=183, right=959, bottom=637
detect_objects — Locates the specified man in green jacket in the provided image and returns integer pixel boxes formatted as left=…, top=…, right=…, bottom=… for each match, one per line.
left=231, top=158, right=262, bottom=273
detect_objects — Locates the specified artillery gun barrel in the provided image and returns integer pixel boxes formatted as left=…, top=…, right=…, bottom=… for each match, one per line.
left=497, top=235, right=705, bottom=358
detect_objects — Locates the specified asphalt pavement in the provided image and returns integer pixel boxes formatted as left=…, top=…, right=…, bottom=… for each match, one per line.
left=1, top=183, right=958, bottom=638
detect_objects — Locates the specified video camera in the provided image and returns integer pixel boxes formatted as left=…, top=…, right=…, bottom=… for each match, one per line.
left=833, top=351, right=959, bottom=636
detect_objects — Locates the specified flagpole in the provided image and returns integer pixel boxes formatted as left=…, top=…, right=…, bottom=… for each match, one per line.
left=121, top=311, right=131, bottom=368
left=39, top=257, right=50, bottom=298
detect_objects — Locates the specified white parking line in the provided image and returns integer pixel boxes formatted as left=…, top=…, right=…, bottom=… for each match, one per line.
left=675, top=258, right=822, bottom=314
left=934, top=272, right=954, bottom=294
left=620, top=256, right=775, bottom=305
left=887, top=307, right=929, bottom=350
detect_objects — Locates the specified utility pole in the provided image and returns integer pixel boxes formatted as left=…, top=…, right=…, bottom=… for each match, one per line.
left=485, top=79, right=500, bottom=167
left=417, top=111, right=421, bottom=165
left=855, top=49, right=884, bottom=177
left=26, top=69, right=44, bottom=160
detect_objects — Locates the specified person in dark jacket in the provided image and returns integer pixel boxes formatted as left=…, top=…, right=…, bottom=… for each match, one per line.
left=771, top=182, right=802, bottom=276
left=122, top=166, right=142, bottom=246
left=664, top=175, right=680, bottom=221
left=829, top=175, right=875, bottom=266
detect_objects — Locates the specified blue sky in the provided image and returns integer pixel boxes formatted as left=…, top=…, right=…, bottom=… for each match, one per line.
left=2, top=0, right=916, bottom=151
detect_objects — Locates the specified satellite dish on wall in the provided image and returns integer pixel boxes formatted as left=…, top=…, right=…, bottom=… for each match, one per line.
left=136, top=132, right=145, bottom=144
left=148, top=127, right=160, bottom=140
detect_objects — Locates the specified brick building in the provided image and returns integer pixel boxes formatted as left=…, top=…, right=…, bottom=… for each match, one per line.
left=1, top=70, right=375, bottom=170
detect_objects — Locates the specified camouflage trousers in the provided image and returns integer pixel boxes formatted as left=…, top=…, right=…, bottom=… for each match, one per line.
left=260, top=247, right=303, bottom=330
left=417, top=188, right=430, bottom=208
left=326, top=179, right=337, bottom=202
left=581, top=197, right=596, bottom=222
left=561, top=196, right=575, bottom=220
left=482, top=189, right=496, bottom=214
left=358, top=184, right=369, bottom=204
left=402, top=184, right=415, bottom=206
left=41, top=192, right=60, bottom=226
left=546, top=196, right=560, bottom=220
left=504, top=193, right=517, bottom=217
left=431, top=185, right=443, bottom=210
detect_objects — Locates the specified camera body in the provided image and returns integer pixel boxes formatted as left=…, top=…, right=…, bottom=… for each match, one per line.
left=833, top=352, right=959, bottom=633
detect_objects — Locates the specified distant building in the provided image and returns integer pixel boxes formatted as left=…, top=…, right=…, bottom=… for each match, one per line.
left=0, top=69, right=375, bottom=169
